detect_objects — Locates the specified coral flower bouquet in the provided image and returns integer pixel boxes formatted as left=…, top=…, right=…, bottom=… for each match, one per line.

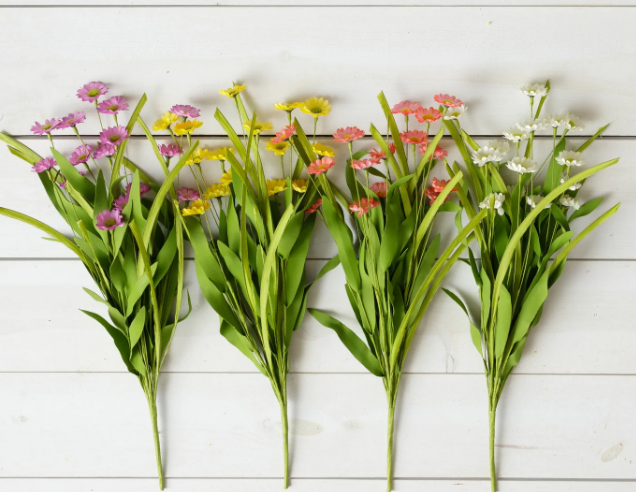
left=0, top=82, right=196, bottom=490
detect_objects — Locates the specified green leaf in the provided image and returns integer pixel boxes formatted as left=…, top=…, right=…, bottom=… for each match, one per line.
left=569, top=197, right=603, bottom=222
left=494, top=284, right=512, bottom=359
left=543, top=137, right=566, bottom=195
left=550, top=203, right=570, bottom=232
left=128, top=308, right=146, bottom=353
left=443, top=288, right=482, bottom=356
left=125, top=263, right=158, bottom=318
left=220, top=320, right=268, bottom=376
left=577, top=124, right=609, bottom=152
left=509, top=271, right=549, bottom=347
left=377, top=91, right=408, bottom=175
left=52, top=148, right=95, bottom=203
left=322, top=199, right=361, bottom=292
left=277, top=211, right=305, bottom=259
left=285, top=213, right=316, bottom=305
left=83, top=287, right=108, bottom=305
left=111, top=94, right=147, bottom=187
left=195, top=261, right=241, bottom=331
left=184, top=217, right=226, bottom=292
left=154, top=226, right=177, bottom=284
left=80, top=310, right=136, bottom=374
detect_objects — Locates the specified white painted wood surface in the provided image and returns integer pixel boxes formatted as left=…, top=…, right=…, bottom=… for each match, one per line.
left=0, top=2, right=634, bottom=491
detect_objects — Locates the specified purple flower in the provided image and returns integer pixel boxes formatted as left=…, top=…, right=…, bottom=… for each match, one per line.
left=31, top=118, right=59, bottom=135
left=32, top=157, right=57, bottom=173
left=170, top=104, right=200, bottom=119
left=159, top=143, right=182, bottom=157
left=96, top=209, right=125, bottom=231
left=126, top=181, right=151, bottom=197
left=69, top=145, right=93, bottom=166
left=113, top=194, right=129, bottom=211
left=177, top=187, right=200, bottom=202
left=97, top=96, right=129, bottom=115
left=58, top=111, right=86, bottom=129
left=100, top=126, right=129, bottom=146
left=77, top=82, right=108, bottom=102
left=93, top=142, right=117, bottom=159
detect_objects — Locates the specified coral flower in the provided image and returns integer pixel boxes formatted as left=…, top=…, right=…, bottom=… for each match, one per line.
left=31, top=118, right=59, bottom=135
left=333, top=126, right=365, bottom=143
left=219, top=84, right=246, bottom=98
left=219, top=170, right=233, bottom=187
left=152, top=112, right=180, bottom=131
left=174, top=120, right=203, bottom=135
left=32, top=157, right=57, bottom=173
left=69, top=144, right=93, bottom=165
left=100, top=126, right=129, bottom=145
left=274, top=102, right=303, bottom=111
left=371, top=182, right=387, bottom=198
left=351, top=158, right=377, bottom=170
left=307, top=156, right=335, bottom=175
left=97, top=96, right=129, bottom=115
left=243, top=119, right=273, bottom=134
left=292, top=179, right=308, bottom=193
left=158, top=143, right=182, bottom=157
left=177, top=187, right=200, bottom=202
left=430, top=177, right=457, bottom=193
left=209, top=147, right=235, bottom=161
left=400, top=130, right=427, bottom=145
left=203, top=184, right=230, bottom=199
left=369, top=148, right=386, bottom=160
left=301, top=97, right=331, bottom=117
left=77, top=81, right=108, bottom=102
left=391, top=101, right=422, bottom=115
left=312, top=143, right=337, bottom=157
left=434, top=94, right=464, bottom=107
left=266, top=179, right=287, bottom=196
left=181, top=199, right=211, bottom=216
left=170, top=104, right=201, bottom=119
left=305, top=198, right=322, bottom=214
left=186, top=148, right=215, bottom=166
left=59, top=111, right=86, bottom=129
left=96, top=209, right=125, bottom=231
left=418, top=143, right=448, bottom=159
left=266, top=139, right=290, bottom=156
left=272, top=124, right=296, bottom=142
left=388, top=143, right=396, bottom=154
left=415, top=107, right=443, bottom=123
left=349, top=198, right=380, bottom=217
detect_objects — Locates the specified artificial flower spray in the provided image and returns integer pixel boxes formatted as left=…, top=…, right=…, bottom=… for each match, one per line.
left=443, top=81, right=619, bottom=491
left=0, top=83, right=194, bottom=490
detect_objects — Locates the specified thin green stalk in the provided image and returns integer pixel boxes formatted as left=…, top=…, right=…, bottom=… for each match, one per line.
left=146, top=391, right=165, bottom=490
left=489, top=405, right=497, bottom=492
left=386, top=392, right=397, bottom=492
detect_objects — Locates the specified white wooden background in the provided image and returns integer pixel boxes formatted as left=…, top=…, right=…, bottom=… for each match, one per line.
left=1, top=2, right=635, bottom=491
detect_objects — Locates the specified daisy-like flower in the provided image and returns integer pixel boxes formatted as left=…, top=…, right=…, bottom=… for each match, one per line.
left=503, top=127, right=530, bottom=142
left=313, top=143, right=337, bottom=157
left=400, top=130, right=428, bottom=145
left=349, top=198, right=380, bottom=217
left=419, top=144, right=449, bottom=159
left=546, top=114, right=568, bottom=128
left=97, top=96, right=129, bottom=115
left=479, top=193, right=506, bottom=215
left=219, top=170, right=233, bottom=187
left=301, top=97, right=331, bottom=118
left=370, top=182, right=387, bottom=198
left=266, top=139, right=290, bottom=156
left=125, top=182, right=151, bottom=197
left=219, top=83, right=246, bottom=98
left=181, top=199, right=211, bottom=216
left=274, top=102, right=303, bottom=112
left=351, top=158, right=378, bottom=170
left=69, top=144, right=93, bottom=165
left=113, top=194, right=129, bottom=211
left=517, top=119, right=546, bottom=132
left=96, top=209, right=125, bottom=230
left=564, top=113, right=584, bottom=132
left=333, top=126, right=365, bottom=143
left=430, top=177, right=457, bottom=193
left=77, top=81, right=108, bottom=102
left=559, top=195, right=580, bottom=210
left=100, top=126, right=129, bottom=145
left=185, top=148, right=215, bottom=166
left=526, top=195, right=549, bottom=210
left=277, top=124, right=296, bottom=141
left=243, top=119, right=273, bottom=134
left=158, top=143, right=182, bottom=157
left=292, top=179, right=308, bottom=193
left=305, top=198, right=322, bottom=214
left=443, top=105, right=467, bottom=120
left=307, top=156, right=336, bottom=175
left=391, top=101, right=422, bottom=115
left=177, top=188, right=200, bottom=202
left=556, top=150, right=585, bottom=167
left=486, top=139, right=510, bottom=155
left=506, top=156, right=537, bottom=174
left=472, top=143, right=507, bottom=166
left=209, top=147, right=235, bottom=161
left=152, top=111, right=180, bottom=131
left=369, top=148, right=386, bottom=160
left=388, top=143, right=396, bottom=154
left=59, top=111, right=86, bottom=129
left=174, top=120, right=203, bottom=135
left=266, top=179, right=287, bottom=196
left=32, top=157, right=57, bottom=173
left=520, top=83, right=548, bottom=98
left=434, top=94, right=464, bottom=107
left=170, top=104, right=200, bottom=119
left=560, top=177, right=582, bottom=191
left=415, top=106, right=443, bottom=124
left=203, top=184, right=230, bottom=199
left=31, top=118, right=59, bottom=135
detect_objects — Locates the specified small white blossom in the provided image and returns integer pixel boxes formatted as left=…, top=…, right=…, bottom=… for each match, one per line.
left=443, top=105, right=467, bottom=120
left=503, top=127, right=530, bottom=142
left=546, top=113, right=568, bottom=128
left=559, top=195, right=580, bottom=210
left=506, top=157, right=537, bottom=174
left=556, top=150, right=585, bottom=167
left=526, top=195, right=549, bottom=210
left=517, top=119, right=547, bottom=132
left=520, top=83, right=548, bottom=98
left=479, top=193, right=506, bottom=215
left=486, top=139, right=510, bottom=154
left=560, top=177, right=582, bottom=191
left=564, top=113, right=584, bottom=132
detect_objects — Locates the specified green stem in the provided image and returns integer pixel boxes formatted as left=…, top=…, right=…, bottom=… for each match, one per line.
left=147, top=393, right=165, bottom=490
left=279, top=395, right=290, bottom=489
left=386, top=398, right=397, bottom=492
left=489, top=405, right=497, bottom=492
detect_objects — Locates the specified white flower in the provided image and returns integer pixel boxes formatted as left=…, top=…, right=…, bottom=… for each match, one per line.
left=486, top=139, right=510, bottom=154
left=559, top=195, right=580, bottom=210
left=560, top=177, right=582, bottom=191
left=526, top=195, right=549, bottom=209
left=479, top=193, right=506, bottom=215
left=443, top=105, right=467, bottom=120
left=517, top=119, right=547, bottom=132
left=556, top=150, right=585, bottom=167
left=506, top=157, right=537, bottom=174
left=520, top=83, right=548, bottom=98
left=564, top=113, right=584, bottom=132
left=546, top=113, right=568, bottom=128
left=503, top=127, right=530, bottom=142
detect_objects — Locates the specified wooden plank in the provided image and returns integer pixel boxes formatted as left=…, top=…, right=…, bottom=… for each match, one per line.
left=0, top=259, right=634, bottom=374
left=4, top=1, right=636, bottom=6
left=0, top=7, right=635, bottom=135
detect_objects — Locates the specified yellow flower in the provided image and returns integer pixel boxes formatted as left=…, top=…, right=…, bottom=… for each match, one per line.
left=203, top=184, right=231, bottom=199
left=152, top=111, right=180, bottom=131
left=274, top=102, right=304, bottom=111
left=209, top=147, right=235, bottom=161
left=301, top=97, right=331, bottom=118
left=219, top=170, right=233, bottom=187
left=219, top=83, right=246, bottom=98
left=181, top=199, right=211, bottom=216
left=292, top=179, right=308, bottom=193
left=185, top=148, right=215, bottom=166
left=266, top=139, right=290, bottom=156
left=243, top=119, right=273, bottom=134
left=266, top=178, right=287, bottom=196
left=174, top=119, right=203, bottom=135
left=312, top=143, right=337, bottom=157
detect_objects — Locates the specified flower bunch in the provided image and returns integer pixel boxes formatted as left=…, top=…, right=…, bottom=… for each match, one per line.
left=292, top=91, right=485, bottom=491
left=443, top=81, right=620, bottom=491
left=1, top=82, right=194, bottom=490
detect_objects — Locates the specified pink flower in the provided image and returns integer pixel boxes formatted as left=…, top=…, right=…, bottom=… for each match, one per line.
left=307, top=157, right=335, bottom=175
left=370, top=182, right=387, bottom=198
left=273, top=124, right=296, bottom=143
left=391, top=101, right=422, bottom=115
left=305, top=198, right=322, bottom=214
left=349, top=198, right=380, bottom=217
left=126, top=181, right=152, bottom=197
left=159, top=143, right=183, bottom=157
left=369, top=148, right=386, bottom=160
left=333, top=126, right=365, bottom=143
left=97, top=96, right=129, bottom=115
left=77, top=82, right=108, bottom=102
left=93, top=142, right=117, bottom=159
left=400, top=130, right=428, bottom=145
left=96, top=209, right=125, bottom=231
left=100, top=126, right=129, bottom=146
left=388, top=143, right=396, bottom=154
left=418, top=143, right=449, bottom=159
left=434, top=94, right=463, bottom=107
left=177, top=187, right=200, bottom=202
left=415, top=107, right=443, bottom=123
left=351, top=158, right=378, bottom=170
left=58, top=111, right=87, bottom=129
left=170, top=105, right=201, bottom=118
left=113, top=194, right=129, bottom=211
left=69, top=145, right=93, bottom=166
left=32, top=157, right=57, bottom=173
left=31, top=118, right=59, bottom=135
left=425, top=177, right=457, bottom=204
